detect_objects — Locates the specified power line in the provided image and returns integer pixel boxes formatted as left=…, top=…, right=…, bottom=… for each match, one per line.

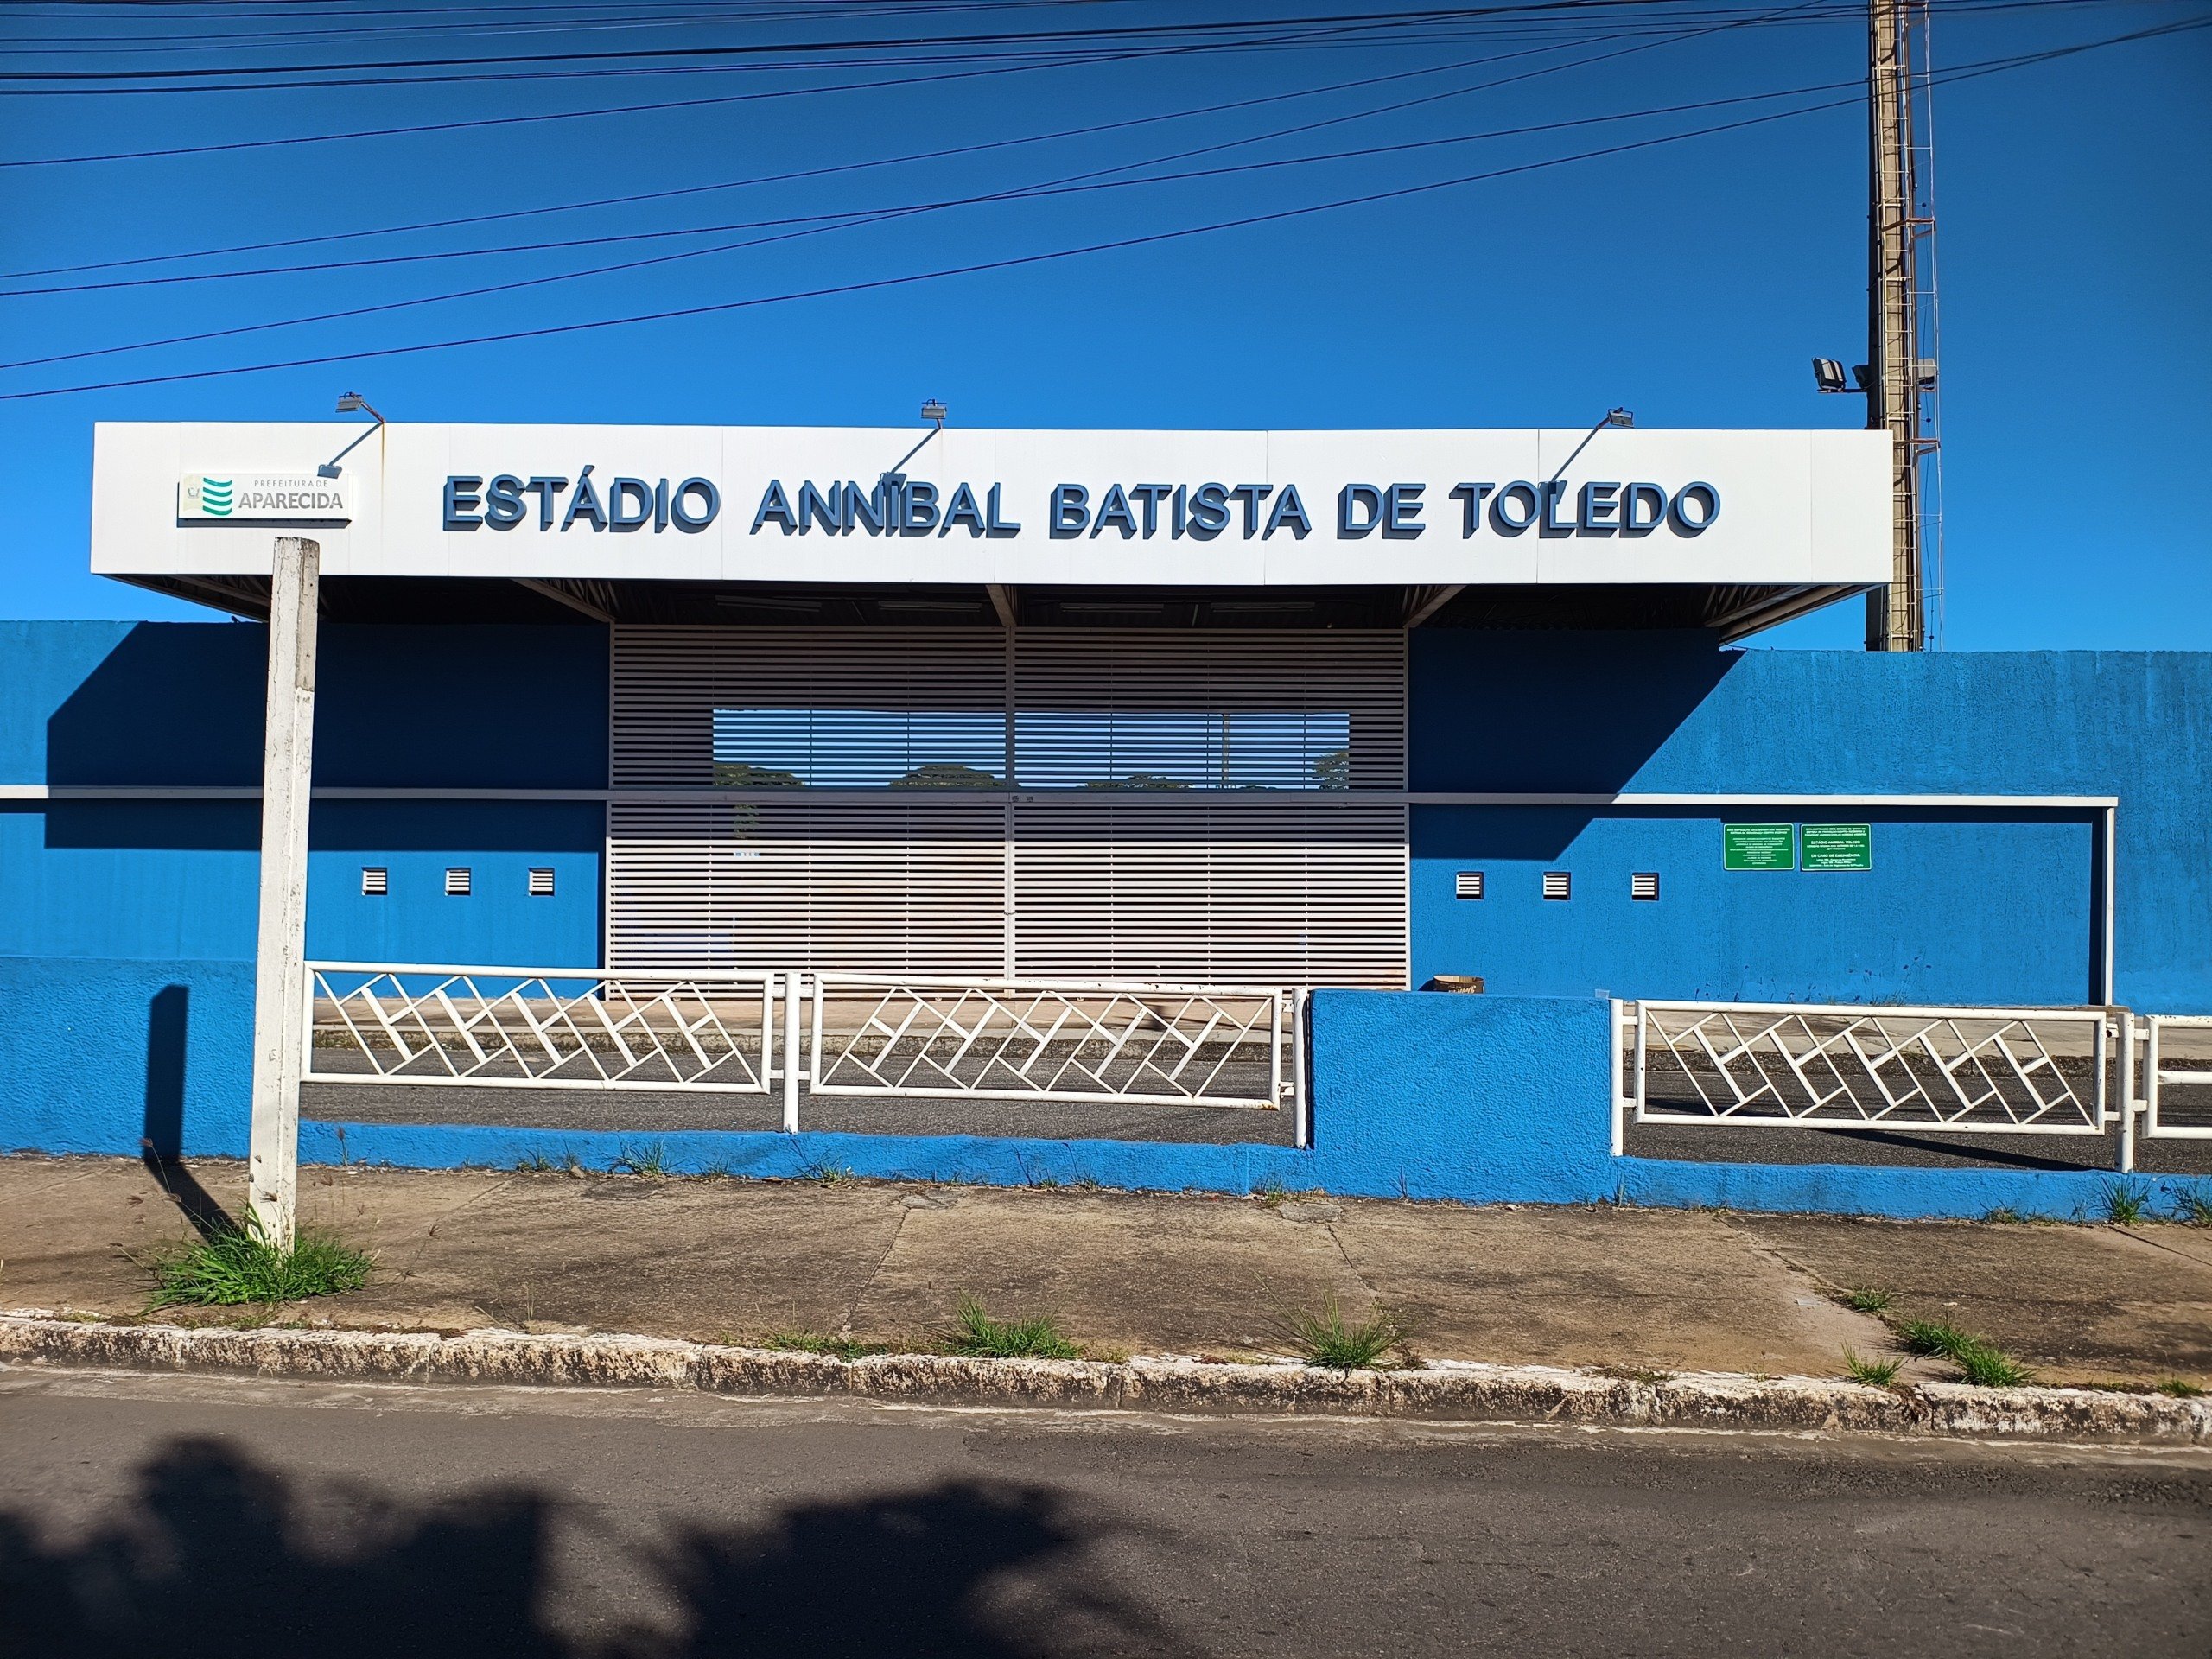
left=0, top=39, right=1604, bottom=282
left=0, top=3, right=1658, bottom=87
left=7, top=67, right=1867, bottom=370
left=3, top=10, right=1732, bottom=293
left=0, top=0, right=2156, bottom=168
left=0, top=17, right=1529, bottom=164
left=10, top=12, right=2197, bottom=404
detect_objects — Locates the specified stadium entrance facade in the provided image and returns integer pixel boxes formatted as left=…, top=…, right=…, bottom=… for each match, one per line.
left=4, top=418, right=2204, bottom=1222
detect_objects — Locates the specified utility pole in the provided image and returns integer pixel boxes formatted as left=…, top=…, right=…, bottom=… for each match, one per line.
left=1864, top=0, right=1936, bottom=651
left=247, top=535, right=320, bottom=1248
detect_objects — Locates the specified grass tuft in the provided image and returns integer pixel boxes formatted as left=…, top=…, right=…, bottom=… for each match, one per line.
left=145, top=1218, right=371, bottom=1309
left=514, top=1150, right=559, bottom=1173
left=944, top=1295, right=1080, bottom=1360
left=2172, top=1183, right=2212, bottom=1229
left=2156, top=1377, right=2205, bottom=1398
left=760, top=1331, right=887, bottom=1362
left=1843, top=1349, right=1903, bottom=1387
left=1897, top=1319, right=2031, bottom=1388
left=1841, top=1286, right=1894, bottom=1314
left=2099, top=1178, right=2152, bottom=1227
left=1281, top=1294, right=1410, bottom=1371
left=1896, top=1319, right=1974, bottom=1358
left=612, top=1141, right=670, bottom=1179
left=1951, top=1342, right=2033, bottom=1389
left=801, top=1160, right=856, bottom=1186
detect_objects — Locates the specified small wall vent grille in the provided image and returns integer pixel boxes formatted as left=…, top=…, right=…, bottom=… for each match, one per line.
left=1631, top=871, right=1660, bottom=901
left=1541, top=871, right=1572, bottom=900
left=445, top=868, right=472, bottom=897
left=528, top=868, right=556, bottom=897
left=360, top=867, right=387, bottom=896
left=1454, top=870, right=1484, bottom=900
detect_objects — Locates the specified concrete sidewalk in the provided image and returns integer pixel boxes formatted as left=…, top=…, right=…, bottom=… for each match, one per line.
left=3, top=1154, right=2209, bottom=1389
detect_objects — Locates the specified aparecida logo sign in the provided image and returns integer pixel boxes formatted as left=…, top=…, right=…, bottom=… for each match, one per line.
left=178, top=474, right=351, bottom=524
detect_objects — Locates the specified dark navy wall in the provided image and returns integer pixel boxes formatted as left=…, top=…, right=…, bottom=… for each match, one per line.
left=1409, top=632, right=2211, bottom=1010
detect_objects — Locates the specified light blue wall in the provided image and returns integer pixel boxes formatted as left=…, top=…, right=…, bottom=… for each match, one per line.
left=1409, top=632, right=2212, bottom=1011
left=307, top=802, right=602, bottom=969
left=0, top=621, right=607, bottom=1160
left=4, top=620, right=2210, bottom=1222
left=1412, top=806, right=2096, bottom=1004
left=0, top=621, right=609, bottom=972
left=0, top=956, right=253, bottom=1160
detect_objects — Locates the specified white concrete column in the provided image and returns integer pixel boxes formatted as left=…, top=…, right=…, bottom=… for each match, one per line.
left=247, top=537, right=320, bottom=1248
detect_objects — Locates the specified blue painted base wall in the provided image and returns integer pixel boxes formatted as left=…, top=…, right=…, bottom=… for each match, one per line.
left=0, top=956, right=252, bottom=1160
left=3, top=970, right=2196, bottom=1224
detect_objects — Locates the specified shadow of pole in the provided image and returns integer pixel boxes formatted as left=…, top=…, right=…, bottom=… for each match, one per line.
left=139, top=985, right=236, bottom=1241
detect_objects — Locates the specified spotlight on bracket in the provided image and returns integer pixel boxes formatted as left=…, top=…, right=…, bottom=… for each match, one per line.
left=1812, top=358, right=1873, bottom=396
left=1603, top=407, right=1634, bottom=429
left=920, top=398, right=947, bottom=428
left=320, top=391, right=387, bottom=477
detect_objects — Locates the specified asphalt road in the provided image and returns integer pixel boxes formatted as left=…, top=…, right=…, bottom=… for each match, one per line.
left=2, top=1370, right=2207, bottom=1658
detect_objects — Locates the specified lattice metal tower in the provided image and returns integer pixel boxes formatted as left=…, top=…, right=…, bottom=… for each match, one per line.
left=1864, top=0, right=1943, bottom=651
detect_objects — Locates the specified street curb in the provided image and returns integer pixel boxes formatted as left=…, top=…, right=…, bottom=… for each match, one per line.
left=2, top=1314, right=2206, bottom=1442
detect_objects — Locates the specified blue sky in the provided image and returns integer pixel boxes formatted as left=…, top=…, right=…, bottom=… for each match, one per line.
left=2, top=0, right=2205, bottom=649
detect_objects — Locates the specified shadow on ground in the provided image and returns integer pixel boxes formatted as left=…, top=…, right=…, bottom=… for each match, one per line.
left=0, top=1438, right=1177, bottom=1659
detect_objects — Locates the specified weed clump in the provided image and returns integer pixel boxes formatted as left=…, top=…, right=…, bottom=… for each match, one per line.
left=1843, top=1349, right=1902, bottom=1387
left=1281, top=1294, right=1410, bottom=1371
left=2172, top=1183, right=2212, bottom=1229
left=2099, top=1179, right=2152, bottom=1226
left=1897, top=1319, right=2032, bottom=1389
left=1841, top=1286, right=1894, bottom=1314
left=612, top=1141, right=671, bottom=1179
left=145, top=1219, right=371, bottom=1309
left=2155, top=1378, right=2205, bottom=1399
left=945, top=1295, right=1080, bottom=1360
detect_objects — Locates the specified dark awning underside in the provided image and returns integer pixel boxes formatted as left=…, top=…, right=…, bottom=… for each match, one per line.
left=119, top=574, right=1865, bottom=641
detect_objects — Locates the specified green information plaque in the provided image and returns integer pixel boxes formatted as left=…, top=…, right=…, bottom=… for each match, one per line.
left=1801, top=823, right=1873, bottom=872
left=1722, top=823, right=1796, bottom=871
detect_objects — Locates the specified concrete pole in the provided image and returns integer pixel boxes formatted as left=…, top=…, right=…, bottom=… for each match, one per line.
left=247, top=536, right=320, bottom=1248
left=1864, top=0, right=1925, bottom=652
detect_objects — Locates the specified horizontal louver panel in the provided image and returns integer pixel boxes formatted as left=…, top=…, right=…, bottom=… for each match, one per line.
left=1011, top=798, right=1406, bottom=988
left=608, top=799, right=1007, bottom=976
left=613, top=627, right=1006, bottom=789
left=607, top=626, right=1409, bottom=987
left=1013, top=631, right=1405, bottom=791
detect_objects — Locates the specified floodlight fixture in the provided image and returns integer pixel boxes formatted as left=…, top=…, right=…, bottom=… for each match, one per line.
left=920, top=398, right=947, bottom=428
left=1811, top=358, right=1849, bottom=394
left=1603, top=407, right=1634, bottom=429
left=321, top=391, right=387, bottom=476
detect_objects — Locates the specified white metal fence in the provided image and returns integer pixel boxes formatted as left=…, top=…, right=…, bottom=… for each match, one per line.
left=2140, top=1014, right=2212, bottom=1143
left=1614, top=1000, right=2212, bottom=1170
left=305, top=961, right=1305, bottom=1140
left=807, top=975, right=1295, bottom=1110
left=306, top=963, right=778, bottom=1092
left=1625, top=1000, right=2109, bottom=1135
